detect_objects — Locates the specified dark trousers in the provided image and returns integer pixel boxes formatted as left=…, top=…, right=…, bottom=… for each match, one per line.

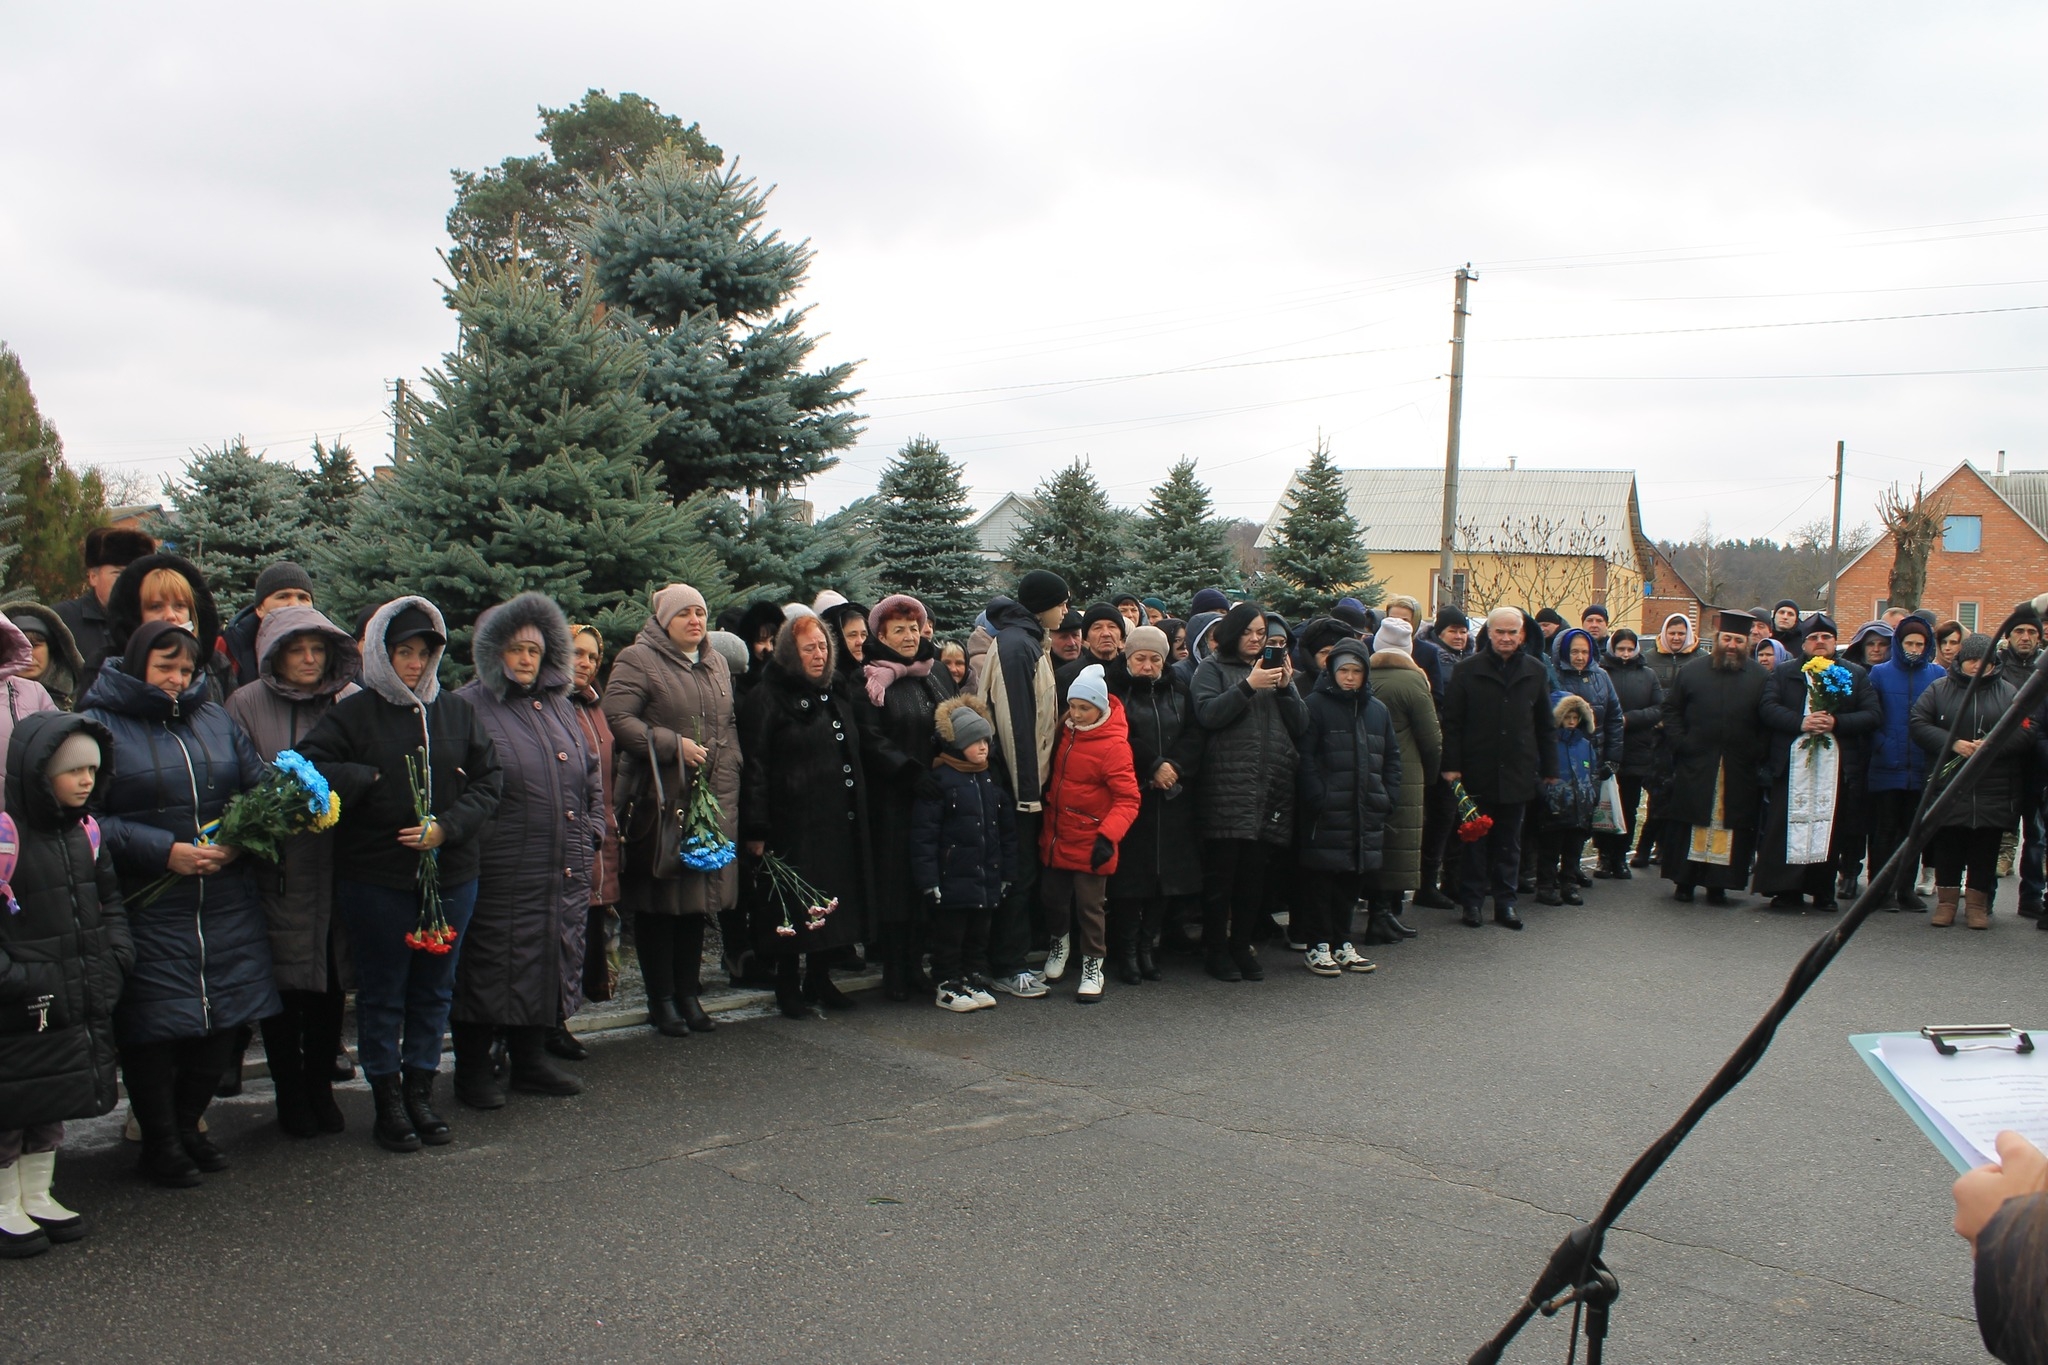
left=0, top=1123, right=63, bottom=1166
left=990, top=810, right=1044, bottom=977
left=635, top=912, right=708, bottom=1002
left=1596, top=775, right=1647, bottom=863
left=1298, top=869, right=1362, bottom=948
left=1457, top=799, right=1527, bottom=911
left=1419, top=778, right=1455, bottom=889
left=2022, top=801, right=2047, bottom=906
left=1041, top=868, right=1109, bottom=957
left=258, top=985, right=345, bottom=1092
left=1108, top=895, right=1181, bottom=953
left=1201, top=839, right=1270, bottom=951
left=1867, top=789, right=1922, bottom=895
left=121, top=1030, right=240, bottom=1141
left=928, top=904, right=994, bottom=984
left=342, top=877, right=478, bottom=1077
left=1931, top=826, right=2003, bottom=895
left=1538, top=828, right=1588, bottom=890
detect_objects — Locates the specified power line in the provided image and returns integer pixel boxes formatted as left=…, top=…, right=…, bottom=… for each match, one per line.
left=1483, top=303, right=2048, bottom=345
left=1620, top=278, right=2048, bottom=303
left=1485, top=364, right=2048, bottom=382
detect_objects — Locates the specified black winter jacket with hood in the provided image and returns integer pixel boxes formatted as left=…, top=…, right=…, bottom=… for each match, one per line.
left=1295, top=641, right=1402, bottom=874
left=96, top=552, right=233, bottom=701
left=1108, top=664, right=1206, bottom=898
left=909, top=696, right=1017, bottom=911
left=0, top=712, right=132, bottom=1129
left=296, top=597, right=504, bottom=893
left=978, top=597, right=1058, bottom=810
left=1600, top=645, right=1666, bottom=779
left=1191, top=604, right=1309, bottom=844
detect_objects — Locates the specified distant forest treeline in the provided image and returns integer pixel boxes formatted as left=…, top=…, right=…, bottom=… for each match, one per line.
left=1656, top=517, right=1879, bottom=616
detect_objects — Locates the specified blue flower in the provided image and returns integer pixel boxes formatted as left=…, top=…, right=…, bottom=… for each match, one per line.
left=273, top=750, right=332, bottom=814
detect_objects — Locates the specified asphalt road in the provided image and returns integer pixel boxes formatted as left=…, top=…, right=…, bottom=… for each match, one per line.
left=6, top=873, right=2035, bottom=1364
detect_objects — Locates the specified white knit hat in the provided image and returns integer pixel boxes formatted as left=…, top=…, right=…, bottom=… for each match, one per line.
left=1068, top=663, right=1110, bottom=713
left=1372, top=619, right=1414, bottom=656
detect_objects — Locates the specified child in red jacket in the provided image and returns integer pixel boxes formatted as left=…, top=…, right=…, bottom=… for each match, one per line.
left=1038, top=665, right=1142, bottom=1002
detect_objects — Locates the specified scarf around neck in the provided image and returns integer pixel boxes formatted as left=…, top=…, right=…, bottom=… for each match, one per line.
left=935, top=752, right=988, bottom=774
left=863, top=638, right=934, bottom=707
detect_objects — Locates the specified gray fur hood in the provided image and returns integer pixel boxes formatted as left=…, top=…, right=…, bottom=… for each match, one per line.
left=256, top=605, right=361, bottom=702
left=361, top=596, right=448, bottom=707
left=470, top=591, right=573, bottom=700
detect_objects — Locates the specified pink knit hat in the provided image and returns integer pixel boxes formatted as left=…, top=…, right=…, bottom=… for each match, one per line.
left=651, top=583, right=707, bottom=629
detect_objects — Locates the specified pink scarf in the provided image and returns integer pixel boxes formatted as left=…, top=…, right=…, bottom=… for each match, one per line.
left=864, top=653, right=932, bottom=707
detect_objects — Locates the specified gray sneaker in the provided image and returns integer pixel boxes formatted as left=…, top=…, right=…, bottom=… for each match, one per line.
left=992, top=970, right=1048, bottom=999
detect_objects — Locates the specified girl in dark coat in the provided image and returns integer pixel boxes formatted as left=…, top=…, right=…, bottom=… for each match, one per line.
left=296, top=598, right=503, bottom=1151
left=453, top=594, right=602, bottom=1104
left=1911, top=635, right=2031, bottom=929
left=909, top=695, right=1014, bottom=1011
left=1294, top=641, right=1401, bottom=975
left=738, top=614, right=873, bottom=1018
left=0, top=714, right=130, bottom=1251
left=853, top=594, right=956, bottom=1000
left=1191, top=604, right=1308, bottom=981
left=1106, top=626, right=1204, bottom=982
left=223, top=606, right=359, bottom=1138
left=81, top=622, right=276, bottom=1187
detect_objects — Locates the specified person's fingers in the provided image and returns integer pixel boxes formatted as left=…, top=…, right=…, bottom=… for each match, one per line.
left=1996, top=1131, right=2048, bottom=1183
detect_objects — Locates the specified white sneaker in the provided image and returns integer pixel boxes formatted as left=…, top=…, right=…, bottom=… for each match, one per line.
left=1076, top=955, right=1105, bottom=1002
left=935, top=980, right=980, bottom=1013
left=1334, top=943, right=1378, bottom=974
left=1042, top=934, right=1072, bottom=982
left=1304, top=944, right=1342, bottom=977
left=992, top=970, right=1048, bottom=999
left=965, top=975, right=998, bottom=1009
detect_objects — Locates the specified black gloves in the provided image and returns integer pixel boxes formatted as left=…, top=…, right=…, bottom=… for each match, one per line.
left=1090, top=834, right=1114, bottom=869
left=913, top=771, right=945, bottom=802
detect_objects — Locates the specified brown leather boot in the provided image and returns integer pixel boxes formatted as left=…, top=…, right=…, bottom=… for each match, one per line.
left=1930, top=887, right=1960, bottom=927
left=1965, top=889, right=1992, bottom=930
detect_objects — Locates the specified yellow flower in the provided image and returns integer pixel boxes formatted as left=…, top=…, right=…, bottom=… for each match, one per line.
left=313, top=791, right=342, bottom=832
left=1802, top=656, right=1830, bottom=675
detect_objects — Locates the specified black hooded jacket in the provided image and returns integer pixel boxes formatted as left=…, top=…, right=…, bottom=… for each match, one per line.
left=96, top=552, right=228, bottom=695
left=1295, top=641, right=1402, bottom=874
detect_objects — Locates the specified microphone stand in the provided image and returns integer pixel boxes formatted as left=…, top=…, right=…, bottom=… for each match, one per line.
left=1470, top=615, right=2048, bottom=1364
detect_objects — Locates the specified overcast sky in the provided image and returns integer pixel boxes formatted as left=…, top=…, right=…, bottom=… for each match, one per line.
left=3, top=2, right=2043, bottom=544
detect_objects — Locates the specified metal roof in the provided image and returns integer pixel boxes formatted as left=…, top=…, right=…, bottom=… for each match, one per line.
left=1989, top=470, right=2048, bottom=536
left=1256, top=467, right=1643, bottom=561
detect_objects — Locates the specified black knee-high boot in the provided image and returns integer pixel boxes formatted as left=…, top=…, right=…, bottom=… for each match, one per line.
left=451, top=1022, right=506, bottom=1110
left=1108, top=902, right=1143, bottom=985
left=302, top=988, right=346, bottom=1133
left=261, top=998, right=317, bottom=1139
left=1137, top=900, right=1164, bottom=980
left=804, top=954, right=856, bottom=1010
left=774, top=954, right=810, bottom=1019
left=122, top=1045, right=199, bottom=1188
left=174, top=1049, right=230, bottom=1174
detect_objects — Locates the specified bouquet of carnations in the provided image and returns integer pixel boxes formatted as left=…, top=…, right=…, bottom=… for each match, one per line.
left=680, top=775, right=737, bottom=872
left=1451, top=779, right=1494, bottom=843
left=755, top=851, right=838, bottom=938
left=1798, top=655, right=1856, bottom=752
left=130, top=749, right=340, bottom=910
left=403, top=749, right=456, bottom=955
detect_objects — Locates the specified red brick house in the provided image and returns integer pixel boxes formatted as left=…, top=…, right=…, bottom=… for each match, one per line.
left=1832, top=463, right=2048, bottom=632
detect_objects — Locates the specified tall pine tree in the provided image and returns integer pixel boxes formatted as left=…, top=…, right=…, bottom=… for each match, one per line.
left=316, top=259, right=728, bottom=663
left=689, top=491, right=878, bottom=610
left=303, top=438, right=366, bottom=552
left=1257, top=438, right=1381, bottom=617
left=1005, top=459, right=1133, bottom=606
left=0, top=343, right=105, bottom=601
left=869, top=436, right=990, bottom=631
left=152, top=439, right=314, bottom=607
left=578, top=146, right=863, bottom=499
left=1134, top=457, right=1240, bottom=611
left=0, top=449, right=24, bottom=588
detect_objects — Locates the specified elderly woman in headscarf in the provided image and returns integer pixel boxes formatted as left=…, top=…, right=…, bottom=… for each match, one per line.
left=604, top=584, right=741, bottom=1039
left=817, top=600, right=872, bottom=696
left=851, top=594, right=957, bottom=999
left=451, top=594, right=602, bottom=1109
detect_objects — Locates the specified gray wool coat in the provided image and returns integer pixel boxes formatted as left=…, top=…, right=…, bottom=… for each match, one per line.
left=603, top=617, right=742, bottom=918
left=223, top=606, right=361, bottom=993
left=453, top=593, right=602, bottom=1027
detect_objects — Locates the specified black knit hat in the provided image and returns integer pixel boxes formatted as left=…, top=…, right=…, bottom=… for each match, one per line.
left=1081, top=602, right=1128, bottom=637
left=1434, top=605, right=1467, bottom=634
left=1534, top=607, right=1566, bottom=628
left=1017, top=570, right=1070, bottom=615
left=1581, top=603, right=1608, bottom=622
left=2013, top=601, right=2045, bottom=629
left=252, top=561, right=314, bottom=605
left=1055, top=609, right=1084, bottom=634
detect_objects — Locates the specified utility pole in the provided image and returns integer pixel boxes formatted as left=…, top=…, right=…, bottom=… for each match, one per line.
left=392, top=378, right=412, bottom=466
left=1826, top=439, right=1845, bottom=615
left=1437, top=265, right=1477, bottom=612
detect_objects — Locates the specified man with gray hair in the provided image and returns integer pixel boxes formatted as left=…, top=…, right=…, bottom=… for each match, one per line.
left=1439, top=607, right=1558, bottom=929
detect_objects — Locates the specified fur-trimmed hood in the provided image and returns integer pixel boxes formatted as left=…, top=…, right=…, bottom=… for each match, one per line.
left=1370, top=648, right=1425, bottom=675
left=1, top=601, right=84, bottom=705
left=360, top=596, right=448, bottom=707
left=470, top=591, right=574, bottom=700
left=1554, top=693, right=1597, bottom=731
left=934, top=693, right=991, bottom=745
left=255, top=605, right=361, bottom=703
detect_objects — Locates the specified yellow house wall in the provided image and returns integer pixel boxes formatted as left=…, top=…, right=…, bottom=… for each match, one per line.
left=1364, top=550, right=1648, bottom=630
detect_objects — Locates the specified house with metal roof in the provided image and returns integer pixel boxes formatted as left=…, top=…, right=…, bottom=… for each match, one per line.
left=1257, top=465, right=1684, bottom=629
left=1832, top=461, right=2048, bottom=633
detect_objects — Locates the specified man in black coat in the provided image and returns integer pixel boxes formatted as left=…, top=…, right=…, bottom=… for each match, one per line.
left=51, top=527, right=154, bottom=674
left=1056, top=603, right=1129, bottom=703
left=1439, top=607, right=1557, bottom=930
left=1661, top=613, right=1772, bottom=905
left=1752, top=613, right=1883, bottom=909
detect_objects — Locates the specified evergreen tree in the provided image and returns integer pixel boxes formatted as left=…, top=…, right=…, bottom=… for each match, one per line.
left=578, top=146, right=863, bottom=499
left=316, top=260, right=729, bottom=664
left=303, top=438, right=366, bottom=550
left=1134, top=457, right=1240, bottom=612
left=690, top=492, right=879, bottom=610
left=447, top=89, right=722, bottom=292
left=152, top=439, right=314, bottom=607
left=1257, top=438, right=1381, bottom=618
left=0, top=342, right=105, bottom=601
left=1005, top=459, right=1133, bottom=606
left=0, top=449, right=23, bottom=587
left=869, top=435, right=990, bottom=632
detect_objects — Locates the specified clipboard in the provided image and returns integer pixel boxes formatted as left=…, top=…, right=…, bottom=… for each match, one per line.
left=1851, top=1033, right=1976, bottom=1173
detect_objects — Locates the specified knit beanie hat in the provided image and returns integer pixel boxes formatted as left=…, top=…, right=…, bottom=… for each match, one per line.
left=1081, top=602, right=1127, bottom=638
left=1017, top=570, right=1071, bottom=615
left=1893, top=616, right=1934, bottom=653
left=1434, top=605, right=1467, bottom=635
left=1581, top=603, right=1608, bottom=622
left=652, top=583, right=707, bottom=629
left=1068, top=663, right=1110, bottom=714
left=1535, top=607, right=1567, bottom=628
left=1125, top=625, right=1170, bottom=659
left=812, top=589, right=848, bottom=614
left=706, top=631, right=751, bottom=676
left=1961, top=633, right=1996, bottom=666
left=1189, top=588, right=1232, bottom=616
left=45, top=731, right=102, bottom=778
left=509, top=622, right=546, bottom=651
left=946, top=704, right=995, bottom=752
left=1373, top=619, right=1414, bottom=656
left=253, top=561, right=315, bottom=604
left=1140, top=596, right=1167, bottom=615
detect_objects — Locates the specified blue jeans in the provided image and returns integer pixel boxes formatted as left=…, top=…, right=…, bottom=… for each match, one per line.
left=2021, top=803, right=2046, bottom=907
left=1457, top=799, right=1527, bottom=912
left=340, top=878, right=477, bottom=1078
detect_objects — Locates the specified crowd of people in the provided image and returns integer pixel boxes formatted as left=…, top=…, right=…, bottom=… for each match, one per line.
left=2, top=524, right=2043, bottom=1263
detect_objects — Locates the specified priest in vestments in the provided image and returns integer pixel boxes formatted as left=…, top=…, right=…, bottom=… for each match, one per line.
left=1753, top=613, right=1883, bottom=909
left=1662, top=612, right=1772, bottom=904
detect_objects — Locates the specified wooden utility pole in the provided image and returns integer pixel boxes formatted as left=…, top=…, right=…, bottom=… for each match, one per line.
left=392, top=378, right=412, bottom=465
left=1437, top=265, right=1477, bottom=611
left=1826, top=439, right=1845, bottom=615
